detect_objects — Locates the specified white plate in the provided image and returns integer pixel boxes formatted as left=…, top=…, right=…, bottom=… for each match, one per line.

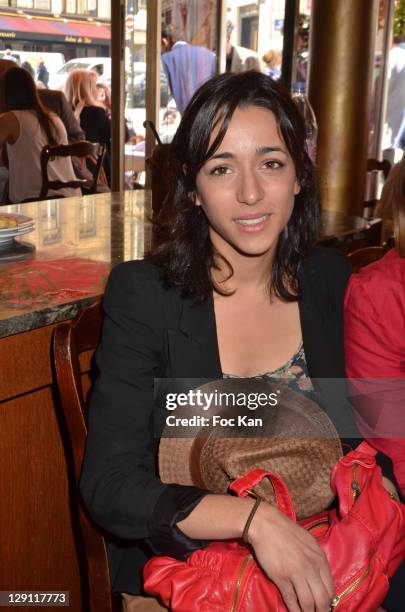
left=0, top=225, right=35, bottom=245
left=0, top=223, right=35, bottom=238
left=0, top=213, right=34, bottom=234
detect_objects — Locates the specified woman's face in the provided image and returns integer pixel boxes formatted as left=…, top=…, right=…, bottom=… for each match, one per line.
left=195, top=105, right=300, bottom=261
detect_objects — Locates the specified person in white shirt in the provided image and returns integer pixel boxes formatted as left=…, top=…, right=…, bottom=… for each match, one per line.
left=0, top=66, right=79, bottom=203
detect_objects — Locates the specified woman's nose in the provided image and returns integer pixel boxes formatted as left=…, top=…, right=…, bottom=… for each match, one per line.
left=236, top=170, right=264, bottom=205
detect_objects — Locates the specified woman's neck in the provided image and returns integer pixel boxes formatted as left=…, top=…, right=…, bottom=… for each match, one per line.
left=212, top=242, right=276, bottom=294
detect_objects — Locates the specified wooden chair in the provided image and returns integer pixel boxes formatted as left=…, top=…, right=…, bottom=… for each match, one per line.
left=53, top=301, right=120, bottom=612
left=143, top=120, right=176, bottom=245
left=364, top=158, right=392, bottom=219
left=348, top=246, right=387, bottom=272
left=366, top=158, right=391, bottom=180
left=40, top=141, right=105, bottom=200
left=145, top=143, right=176, bottom=249
left=146, top=143, right=174, bottom=217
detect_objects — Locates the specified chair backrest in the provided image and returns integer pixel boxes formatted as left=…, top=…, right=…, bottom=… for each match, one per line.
left=348, top=245, right=387, bottom=272
left=146, top=143, right=176, bottom=248
left=40, top=141, right=105, bottom=200
left=53, top=300, right=116, bottom=612
left=364, top=158, right=392, bottom=219
left=366, top=158, right=391, bottom=180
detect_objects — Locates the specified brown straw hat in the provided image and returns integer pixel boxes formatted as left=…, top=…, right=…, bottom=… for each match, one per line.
left=159, top=379, right=342, bottom=518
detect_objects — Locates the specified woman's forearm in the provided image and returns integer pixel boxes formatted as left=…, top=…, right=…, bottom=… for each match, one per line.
left=177, top=492, right=336, bottom=611
left=177, top=493, right=255, bottom=540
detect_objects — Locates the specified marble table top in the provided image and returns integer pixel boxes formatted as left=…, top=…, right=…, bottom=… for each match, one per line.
left=0, top=190, right=151, bottom=338
left=0, top=191, right=371, bottom=339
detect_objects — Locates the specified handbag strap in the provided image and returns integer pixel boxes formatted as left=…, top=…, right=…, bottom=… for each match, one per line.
left=229, top=468, right=296, bottom=521
left=339, top=440, right=377, bottom=467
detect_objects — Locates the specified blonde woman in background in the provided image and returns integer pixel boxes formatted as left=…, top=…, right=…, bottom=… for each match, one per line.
left=262, top=49, right=282, bottom=80
left=65, top=69, right=111, bottom=184
left=96, top=81, right=112, bottom=119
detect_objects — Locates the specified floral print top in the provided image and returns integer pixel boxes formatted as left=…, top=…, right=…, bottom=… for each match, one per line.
left=223, top=343, right=313, bottom=394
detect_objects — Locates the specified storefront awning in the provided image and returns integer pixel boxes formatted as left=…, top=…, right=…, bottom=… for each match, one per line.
left=0, top=13, right=110, bottom=44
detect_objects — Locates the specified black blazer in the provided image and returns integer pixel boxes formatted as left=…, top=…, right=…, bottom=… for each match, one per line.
left=79, top=105, right=111, bottom=184
left=80, top=246, right=355, bottom=593
left=38, top=89, right=85, bottom=142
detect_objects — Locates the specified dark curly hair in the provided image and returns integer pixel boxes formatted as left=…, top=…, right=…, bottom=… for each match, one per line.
left=151, top=71, right=320, bottom=302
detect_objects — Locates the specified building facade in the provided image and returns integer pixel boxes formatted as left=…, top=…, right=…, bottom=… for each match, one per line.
left=0, top=0, right=111, bottom=60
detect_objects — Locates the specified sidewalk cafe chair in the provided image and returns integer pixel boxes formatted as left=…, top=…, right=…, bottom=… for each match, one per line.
left=40, top=141, right=105, bottom=200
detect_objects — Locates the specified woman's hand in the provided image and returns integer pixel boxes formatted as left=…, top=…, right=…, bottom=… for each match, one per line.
left=248, top=502, right=335, bottom=612
left=382, top=476, right=400, bottom=501
left=74, top=100, right=84, bottom=119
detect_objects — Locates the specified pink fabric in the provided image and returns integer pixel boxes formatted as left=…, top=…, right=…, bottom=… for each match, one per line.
left=344, top=248, right=405, bottom=495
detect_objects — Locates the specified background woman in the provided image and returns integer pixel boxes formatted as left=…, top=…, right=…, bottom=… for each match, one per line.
left=96, top=81, right=112, bottom=119
left=262, top=49, right=282, bottom=79
left=345, top=155, right=405, bottom=497
left=345, top=154, right=405, bottom=612
left=64, top=69, right=111, bottom=184
left=0, top=66, right=79, bottom=203
left=80, top=72, right=399, bottom=612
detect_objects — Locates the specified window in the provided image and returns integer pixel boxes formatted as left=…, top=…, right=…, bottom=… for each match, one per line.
left=77, top=0, right=97, bottom=16
left=63, top=0, right=110, bottom=18
left=97, top=0, right=109, bottom=19
left=34, top=0, right=51, bottom=8
left=13, top=0, right=34, bottom=8
left=64, top=0, right=76, bottom=13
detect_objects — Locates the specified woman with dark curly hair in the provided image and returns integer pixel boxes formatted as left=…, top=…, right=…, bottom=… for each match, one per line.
left=80, top=72, right=398, bottom=611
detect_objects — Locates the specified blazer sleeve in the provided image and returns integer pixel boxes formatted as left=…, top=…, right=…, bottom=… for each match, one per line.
left=80, top=262, right=208, bottom=551
left=345, top=273, right=405, bottom=495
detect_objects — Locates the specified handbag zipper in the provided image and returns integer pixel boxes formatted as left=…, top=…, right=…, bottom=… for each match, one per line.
left=229, top=543, right=371, bottom=611
left=230, top=554, right=253, bottom=612
left=232, top=468, right=365, bottom=612
left=352, top=465, right=361, bottom=503
left=329, top=558, right=372, bottom=609
left=229, top=553, right=371, bottom=612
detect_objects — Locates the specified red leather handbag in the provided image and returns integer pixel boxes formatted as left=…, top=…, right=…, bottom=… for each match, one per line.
left=143, top=442, right=405, bottom=611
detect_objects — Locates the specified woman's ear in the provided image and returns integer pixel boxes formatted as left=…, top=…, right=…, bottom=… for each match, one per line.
left=294, top=178, right=301, bottom=195
left=193, top=192, right=201, bottom=207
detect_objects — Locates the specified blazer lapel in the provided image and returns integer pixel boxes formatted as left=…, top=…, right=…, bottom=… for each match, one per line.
left=167, top=293, right=222, bottom=378
left=167, top=257, right=343, bottom=380
left=298, top=260, right=343, bottom=378
left=299, top=291, right=327, bottom=379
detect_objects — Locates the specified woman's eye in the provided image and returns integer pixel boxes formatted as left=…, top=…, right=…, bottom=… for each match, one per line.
left=263, top=160, right=283, bottom=170
left=210, top=166, right=230, bottom=176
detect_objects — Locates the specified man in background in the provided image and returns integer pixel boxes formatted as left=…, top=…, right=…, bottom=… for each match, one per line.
left=3, top=46, right=17, bottom=62
left=225, top=21, right=261, bottom=73
left=161, top=25, right=216, bottom=113
left=36, top=58, right=49, bottom=89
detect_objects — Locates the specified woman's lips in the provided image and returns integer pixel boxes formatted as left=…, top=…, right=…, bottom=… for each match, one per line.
left=234, top=214, right=270, bottom=232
